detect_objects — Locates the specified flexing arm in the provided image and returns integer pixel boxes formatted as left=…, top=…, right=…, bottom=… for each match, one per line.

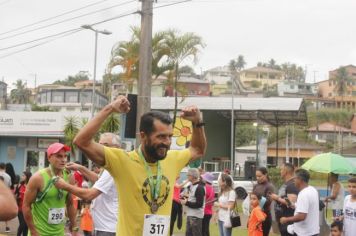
left=74, top=96, right=130, bottom=166
left=180, top=106, right=207, bottom=160
left=23, top=174, right=42, bottom=236
left=55, top=178, right=101, bottom=201
left=66, top=162, right=99, bottom=183
left=0, top=180, right=17, bottom=221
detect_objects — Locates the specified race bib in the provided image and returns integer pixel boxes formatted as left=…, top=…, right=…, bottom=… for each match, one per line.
left=48, top=208, right=65, bottom=224
left=143, top=214, right=170, bottom=236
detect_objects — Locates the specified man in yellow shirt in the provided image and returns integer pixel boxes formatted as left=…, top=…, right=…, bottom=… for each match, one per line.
left=74, top=95, right=207, bottom=236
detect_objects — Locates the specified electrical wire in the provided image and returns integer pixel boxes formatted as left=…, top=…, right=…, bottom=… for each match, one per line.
left=0, top=0, right=113, bottom=36
left=0, top=0, right=136, bottom=41
left=0, top=0, right=191, bottom=59
left=0, top=29, right=83, bottom=59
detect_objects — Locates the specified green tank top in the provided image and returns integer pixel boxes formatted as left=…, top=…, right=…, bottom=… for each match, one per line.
left=30, top=169, right=69, bottom=236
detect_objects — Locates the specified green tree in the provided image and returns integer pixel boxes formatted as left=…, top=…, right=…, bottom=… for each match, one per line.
left=10, top=79, right=31, bottom=104
left=53, top=71, right=89, bottom=86
left=107, top=26, right=174, bottom=92
left=164, top=29, right=205, bottom=125
left=100, top=113, right=120, bottom=133
left=334, top=67, right=352, bottom=108
left=63, top=116, right=80, bottom=157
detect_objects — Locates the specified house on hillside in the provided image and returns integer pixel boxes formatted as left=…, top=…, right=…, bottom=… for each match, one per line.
left=318, top=65, right=356, bottom=98
left=36, top=84, right=108, bottom=112
left=267, top=138, right=325, bottom=167
left=307, top=122, right=355, bottom=153
left=239, top=66, right=284, bottom=91
left=277, top=80, right=318, bottom=97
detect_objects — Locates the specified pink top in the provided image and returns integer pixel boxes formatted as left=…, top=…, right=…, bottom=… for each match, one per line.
left=204, top=184, right=215, bottom=215
left=173, top=185, right=181, bottom=203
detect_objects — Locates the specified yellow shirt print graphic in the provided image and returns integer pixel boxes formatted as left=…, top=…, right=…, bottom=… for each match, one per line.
left=103, top=146, right=191, bottom=236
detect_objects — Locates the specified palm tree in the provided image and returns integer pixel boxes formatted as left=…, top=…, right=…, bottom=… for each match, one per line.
left=164, top=29, right=205, bottom=125
left=10, top=79, right=31, bottom=104
left=107, top=26, right=174, bottom=93
left=63, top=116, right=80, bottom=158
left=334, top=67, right=352, bottom=108
left=229, top=55, right=246, bottom=93
left=100, top=113, right=120, bottom=133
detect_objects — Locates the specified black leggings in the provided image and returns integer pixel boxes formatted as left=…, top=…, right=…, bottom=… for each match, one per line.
left=202, top=214, right=212, bottom=236
left=17, top=211, right=28, bottom=236
left=170, top=200, right=182, bottom=235
left=262, top=212, right=272, bottom=236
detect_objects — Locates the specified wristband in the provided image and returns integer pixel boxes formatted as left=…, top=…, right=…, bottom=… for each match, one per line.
left=193, top=122, right=205, bottom=128
left=72, top=226, right=79, bottom=232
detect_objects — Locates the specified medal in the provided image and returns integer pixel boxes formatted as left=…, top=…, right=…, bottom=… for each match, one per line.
left=138, top=146, right=163, bottom=215
left=151, top=201, right=159, bottom=214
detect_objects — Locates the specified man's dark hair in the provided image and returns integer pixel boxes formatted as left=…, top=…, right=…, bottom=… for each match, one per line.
left=295, top=169, right=310, bottom=183
left=139, top=111, right=172, bottom=135
left=348, top=177, right=356, bottom=184
left=284, top=163, right=294, bottom=173
left=331, top=221, right=343, bottom=231
left=0, top=162, right=5, bottom=169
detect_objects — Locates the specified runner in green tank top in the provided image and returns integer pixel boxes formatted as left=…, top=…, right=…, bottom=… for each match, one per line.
left=23, top=143, right=79, bottom=236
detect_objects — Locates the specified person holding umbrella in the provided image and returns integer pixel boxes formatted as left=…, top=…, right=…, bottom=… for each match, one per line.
left=325, top=173, right=345, bottom=218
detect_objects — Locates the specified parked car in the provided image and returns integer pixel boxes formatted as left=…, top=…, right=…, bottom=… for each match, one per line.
left=211, top=171, right=254, bottom=199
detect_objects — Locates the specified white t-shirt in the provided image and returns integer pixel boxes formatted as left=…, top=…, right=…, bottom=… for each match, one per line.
left=343, top=195, right=356, bottom=236
left=92, top=170, right=118, bottom=233
left=218, top=190, right=236, bottom=222
left=0, top=171, right=11, bottom=187
left=293, top=186, right=320, bottom=236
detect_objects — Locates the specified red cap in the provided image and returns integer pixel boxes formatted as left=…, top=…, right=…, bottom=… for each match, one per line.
left=47, top=143, right=70, bottom=156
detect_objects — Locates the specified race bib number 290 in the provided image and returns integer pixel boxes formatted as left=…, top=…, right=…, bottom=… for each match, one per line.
left=143, top=214, right=170, bottom=236
left=48, top=208, right=65, bottom=224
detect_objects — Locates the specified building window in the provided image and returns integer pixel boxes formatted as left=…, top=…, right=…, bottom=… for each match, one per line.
left=290, top=85, right=294, bottom=89
left=328, top=92, right=332, bottom=97
left=329, top=81, right=332, bottom=86
left=80, top=91, right=92, bottom=104
left=52, top=91, right=64, bottom=103
left=65, top=92, right=78, bottom=103
left=66, top=107, right=75, bottom=111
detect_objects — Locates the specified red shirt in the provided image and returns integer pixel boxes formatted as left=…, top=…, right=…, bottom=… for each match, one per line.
left=204, top=184, right=215, bottom=215
left=173, top=185, right=181, bottom=203
left=74, top=171, right=83, bottom=188
left=16, top=184, right=26, bottom=212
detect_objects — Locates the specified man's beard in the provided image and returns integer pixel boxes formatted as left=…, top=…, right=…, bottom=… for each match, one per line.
left=144, top=141, right=170, bottom=162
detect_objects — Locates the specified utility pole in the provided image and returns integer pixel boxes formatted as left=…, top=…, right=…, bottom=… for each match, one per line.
left=136, top=0, right=153, bottom=146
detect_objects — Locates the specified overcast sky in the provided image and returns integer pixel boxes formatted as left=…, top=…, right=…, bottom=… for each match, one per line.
left=0, top=0, right=356, bottom=91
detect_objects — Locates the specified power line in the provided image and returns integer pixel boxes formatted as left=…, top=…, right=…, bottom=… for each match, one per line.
left=0, top=9, right=139, bottom=59
left=0, top=0, right=113, bottom=36
left=0, top=28, right=86, bottom=51
left=0, top=0, right=191, bottom=59
left=0, top=0, right=136, bottom=41
left=0, top=29, right=83, bottom=59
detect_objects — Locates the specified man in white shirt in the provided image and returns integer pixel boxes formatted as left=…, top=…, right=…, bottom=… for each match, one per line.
left=55, top=133, right=120, bottom=236
left=0, top=163, right=11, bottom=188
left=280, top=169, right=320, bottom=236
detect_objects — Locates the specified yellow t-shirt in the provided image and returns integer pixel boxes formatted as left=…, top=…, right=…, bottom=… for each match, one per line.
left=104, top=147, right=191, bottom=236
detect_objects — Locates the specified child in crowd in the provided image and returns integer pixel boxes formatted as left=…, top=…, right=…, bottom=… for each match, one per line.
left=80, top=200, right=93, bottom=236
left=342, top=177, right=356, bottom=236
left=330, top=221, right=343, bottom=236
left=248, top=192, right=266, bottom=236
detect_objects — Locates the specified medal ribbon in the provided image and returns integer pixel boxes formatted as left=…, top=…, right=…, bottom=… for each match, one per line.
left=138, top=145, right=162, bottom=203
